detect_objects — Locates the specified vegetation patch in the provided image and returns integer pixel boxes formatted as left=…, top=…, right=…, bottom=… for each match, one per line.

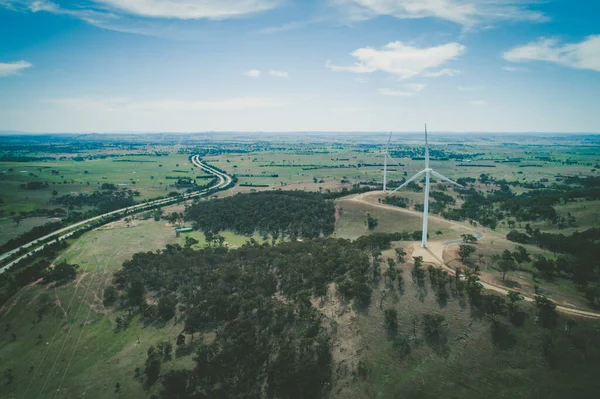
left=185, top=191, right=335, bottom=239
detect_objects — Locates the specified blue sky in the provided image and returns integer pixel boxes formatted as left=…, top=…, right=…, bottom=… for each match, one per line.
left=0, top=0, right=599, bottom=133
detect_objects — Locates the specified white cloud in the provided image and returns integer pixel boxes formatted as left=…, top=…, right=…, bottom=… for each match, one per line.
left=354, top=77, right=368, bottom=83
left=47, top=96, right=281, bottom=111
left=469, top=100, right=487, bottom=106
left=503, top=36, right=600, bottom=73
left=325, top=60, right=375, bottom=74
left=458, top=85, right=485, bottom=91
left=378, top=88, right=413, bottom=97
left=244, top=69, right=261, bottom=78
left=378, top=83, right=425, bottom=97
left=96, top=0, right=280, bottom=20
left=422, top=68, right=460, bottom=77
left=326, top=41, right=465, bottom=79
left=333, top=0, right=547, bottom=28
left=0, top=1, right=280, bottom=36
left=269, top=70, right=289, bottom=78
left=406, top=83, right=426, bottom=92
left=0, top=60, right=32, bottom=76
left=502, top=66, right=525, bottom=72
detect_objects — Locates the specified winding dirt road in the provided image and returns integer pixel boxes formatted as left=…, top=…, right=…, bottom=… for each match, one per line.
left=347, top=191, right=600, bottom=319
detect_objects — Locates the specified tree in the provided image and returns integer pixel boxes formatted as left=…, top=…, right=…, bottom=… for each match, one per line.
left=166, top=212, right=180, bottom=224
left=555, top=255, right=574, bottom=277
left=506, top=230, right=530, bottom=244
left=461, top=233, right=478, bottom=243
left=585, top=282, right=600, bottom=309
left=214, top=234, right=225, bottom=247
left=506, top=291, right=524, bottom=316
left=176, top=334, right=186, bottom=348
left=534, top=295, right=558, bottom=328
left=144, top=346, right=161, bottom=386
left=395, top=248, right=407, bottom=264
left=157, top=340, right=173, bottom=361
left=464, top=270, right=483, bottom=300
left=392, top=336, right=411, bottom=356
left=422, top=314, right=445, bottom=338
left=497, top=250, right=517, bottom=281
left=43, top=262, right=79, bottom=285
left=103, top=286, right=118, bottom=306
left=204, top=231, right=214, bottom=247
left=383, top=309, right=398, bottom=336
left=12, top=215, right=23, bottom=227
left=512, top=245, right=531, bottom=263
left=413, top=256, right=423, bottom=269
left=52, top=190, right=58, bottom=197
left=157, top=294, right=178, bottom=321
left=184, top=236, right=199, bottom=248
left=458, top=244, right=476, bottom=262
left=127, top=279, right=146, bottom=308
left=367, top=214, right=378, bottom=231
left=483, top=295, right=506, bottom=322
left=384, top=259, right=398, bottom=288
left=532, top=255, right=556, bottom=279
left=412, top=256, right=425, bottom=283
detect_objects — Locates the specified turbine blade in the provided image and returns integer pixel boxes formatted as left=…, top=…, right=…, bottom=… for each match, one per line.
left=388, top=170, right=426, bottom=194
left=386, top=132, right=392, bottom=153
left=430, top=170, right=464, bottom=188
left=387, top=155, right=403, bottom=169
left=424, top=123, right=430, bottom=169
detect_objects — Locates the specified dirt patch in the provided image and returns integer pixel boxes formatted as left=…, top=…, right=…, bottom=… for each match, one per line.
left=73, top=272, right=89, bottom=287
left=55, top=286, right=68, bottom=319
left=311, top=283, right=362, bottom=391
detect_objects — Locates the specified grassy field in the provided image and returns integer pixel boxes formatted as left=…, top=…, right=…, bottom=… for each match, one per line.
left=0, top=153, right=206, bottom=215
left=0, top=216, right=60, bottom=246
left=0, top=267, right=195, bottom=399
left=56, top=212, right=268, bottom=271
left=334, top=194, right=472, bottom=240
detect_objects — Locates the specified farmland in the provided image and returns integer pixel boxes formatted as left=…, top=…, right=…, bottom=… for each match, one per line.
left=1, top=132, right=600, bottom=399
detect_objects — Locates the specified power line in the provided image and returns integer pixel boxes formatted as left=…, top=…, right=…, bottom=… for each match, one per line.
left=53, top=254, right=113, bottom=398
left=23, top=265, right=88, bottom=398
left=36, top=261, right=102, bottom=399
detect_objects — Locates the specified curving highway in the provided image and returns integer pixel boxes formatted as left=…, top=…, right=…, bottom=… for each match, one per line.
left=0, top=156, right=232, bottom=274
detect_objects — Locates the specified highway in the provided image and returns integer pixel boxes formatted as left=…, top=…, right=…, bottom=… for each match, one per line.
left=0, top=156, right=232, bottom=274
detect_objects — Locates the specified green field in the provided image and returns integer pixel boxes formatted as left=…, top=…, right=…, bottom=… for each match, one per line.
left=56, top=211, right=269, bottom=271
left=0, top=153, right=200, bottom=214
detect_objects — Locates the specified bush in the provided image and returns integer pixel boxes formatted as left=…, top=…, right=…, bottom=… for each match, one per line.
left=506, top=230, right=530, bottom=244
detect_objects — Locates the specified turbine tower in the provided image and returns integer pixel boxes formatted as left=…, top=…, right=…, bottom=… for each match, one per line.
left=387, top=124, right=464, bottom=248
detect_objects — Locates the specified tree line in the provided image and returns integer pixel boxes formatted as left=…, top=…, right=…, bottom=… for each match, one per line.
left=506, top=227, right=600, bottom=307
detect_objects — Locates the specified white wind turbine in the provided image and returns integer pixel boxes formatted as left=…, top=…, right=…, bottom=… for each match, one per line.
left=385, top=125, right=464, bottom=248
left=382, top=132, right=405, bottom=192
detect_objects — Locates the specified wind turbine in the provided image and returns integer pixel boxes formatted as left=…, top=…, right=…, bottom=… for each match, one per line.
left=382, top=132, right=404, bottom=192
left=387, top=124, right=463, bottom=248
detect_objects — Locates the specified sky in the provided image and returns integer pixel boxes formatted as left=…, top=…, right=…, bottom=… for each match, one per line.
left=0, top=0, right=599, bottom=133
